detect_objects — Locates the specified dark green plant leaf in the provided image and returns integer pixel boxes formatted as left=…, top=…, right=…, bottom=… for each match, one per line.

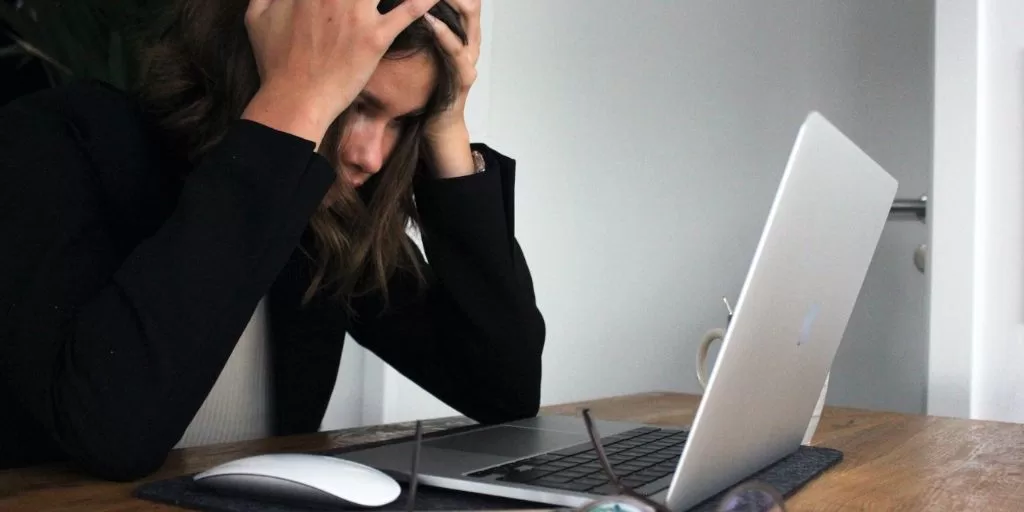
left=0, top=43, right=23, bottom=59
left=108, top=31, right=125, bottom=90
left=23, top=0, right=75, bottom=82
left=3, top=0, right=164, bottom=89
left=1, top=2, right=52, bottom=67
left=0, top=2, right=34, bottom=39
left=64, top=2, right=106, bottom=57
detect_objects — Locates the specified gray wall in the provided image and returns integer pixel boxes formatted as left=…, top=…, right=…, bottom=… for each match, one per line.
left=484, top=0, right=935, bottom=409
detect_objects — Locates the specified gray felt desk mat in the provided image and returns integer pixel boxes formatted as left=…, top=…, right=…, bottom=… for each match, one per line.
left=134, top=423, right=842, bottom=511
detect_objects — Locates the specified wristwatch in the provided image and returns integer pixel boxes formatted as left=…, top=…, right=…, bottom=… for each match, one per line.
left=472, top=150, right=486, bottom=174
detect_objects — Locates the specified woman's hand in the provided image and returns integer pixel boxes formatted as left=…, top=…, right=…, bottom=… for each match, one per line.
left=423, top=0, right=481, bottom=178
left=241, top=0, right=440, bottom=146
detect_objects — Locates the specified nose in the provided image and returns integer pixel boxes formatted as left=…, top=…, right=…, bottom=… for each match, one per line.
left=341, top=118, right=387, bottom=176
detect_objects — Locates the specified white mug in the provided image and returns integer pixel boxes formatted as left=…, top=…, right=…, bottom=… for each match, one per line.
left=696, top=327, right=829, bottom=445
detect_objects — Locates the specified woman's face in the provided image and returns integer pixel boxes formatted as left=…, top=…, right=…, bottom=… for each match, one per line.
left=323, top=52, right=437, bottom=205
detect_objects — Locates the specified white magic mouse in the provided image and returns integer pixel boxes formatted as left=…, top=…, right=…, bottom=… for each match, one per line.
left=193, top=453, right=401, bottom=508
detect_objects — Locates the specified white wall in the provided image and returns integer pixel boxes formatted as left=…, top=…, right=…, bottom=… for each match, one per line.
left=485, top=0, right=933, bottom=408
left=324, top=0, right=938, bottom=426
left=971, top=0, right=1024, bottom=422
left=320, top=333, right=366, bottom=430
left=930, top=0, right=1024, bottom=423
left=928, top=0, right=978, bottom=420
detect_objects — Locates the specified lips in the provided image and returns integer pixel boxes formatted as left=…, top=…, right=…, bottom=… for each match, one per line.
left=339, top=166, right=369, bottom=188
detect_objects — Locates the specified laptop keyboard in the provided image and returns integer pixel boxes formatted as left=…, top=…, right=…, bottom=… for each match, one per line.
left=467, top=426, right=688, bottom=497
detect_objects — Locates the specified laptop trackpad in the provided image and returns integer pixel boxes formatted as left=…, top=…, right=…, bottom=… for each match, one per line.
left=423, top=426, right=588, bottom=458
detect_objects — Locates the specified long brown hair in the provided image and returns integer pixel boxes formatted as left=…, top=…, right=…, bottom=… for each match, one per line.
left=137, top=0, right=467, bottom=309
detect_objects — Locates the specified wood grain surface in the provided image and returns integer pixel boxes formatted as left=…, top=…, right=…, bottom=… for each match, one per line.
left=3, top=392, right=1023, bottom=511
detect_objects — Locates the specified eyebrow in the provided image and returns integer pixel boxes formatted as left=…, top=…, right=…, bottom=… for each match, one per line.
left=357, top=91, right=427, bottom=120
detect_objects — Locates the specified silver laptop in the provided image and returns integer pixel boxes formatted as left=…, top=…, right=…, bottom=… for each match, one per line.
left=341, top=112, right=898, bottom=511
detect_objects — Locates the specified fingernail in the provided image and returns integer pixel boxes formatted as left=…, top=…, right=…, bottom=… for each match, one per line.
left=424, top=12, right=439, bottom=24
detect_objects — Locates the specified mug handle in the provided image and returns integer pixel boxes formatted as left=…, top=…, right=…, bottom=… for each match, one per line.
left=696, top=327, right=726, bottom=389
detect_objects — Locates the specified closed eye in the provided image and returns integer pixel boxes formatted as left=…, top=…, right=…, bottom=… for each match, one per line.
left=398, top=114, right=423, bottom=125
left=391, top=112, right=426, bottom=131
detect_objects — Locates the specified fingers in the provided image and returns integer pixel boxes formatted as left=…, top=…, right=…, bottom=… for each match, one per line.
left=425, top=12, right=477, bottom=90
left=245, top=0, right=274, bottom=22
left=443, top=0, right=481, bottom=49
left=424, top=13, right=465, bottom=56
left=380, top=0, right=441, bottom=38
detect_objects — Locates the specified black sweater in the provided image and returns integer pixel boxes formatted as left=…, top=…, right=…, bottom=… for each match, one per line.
left=0, top=82, right=545, bottom=480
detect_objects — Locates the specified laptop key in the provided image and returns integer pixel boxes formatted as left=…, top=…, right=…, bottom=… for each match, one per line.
left=573, top=468, right=602, bottom=481
left=526, top=454, right=564, bottom=464
left=560, top=467, right=593, bottom=476
left=604, top=447, right=631, bottom=456
left=634, top=470, right=665, bottom=481
left=576, top=477, right=607, bottom=488
left=589, top=483, right=621, bottom=495
left=533, top=474, right=574, bottom=484
left=634, top=433, right=661, bottom=440
left=547, top=460, right=577, bottom=468
left=635, top=475, right=674, bottom=497
left=563, top=458, right=592, bottom=465
left=622, top=476, right=649, bottom=488
left=551, top=480, right=597, bottom=492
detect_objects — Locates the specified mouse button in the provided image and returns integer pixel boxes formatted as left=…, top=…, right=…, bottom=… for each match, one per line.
left=311, top=459, right=401, bottom=507
left=196, top=454, right=291, bottom=478
left=197, top=473, right=343, bottom=506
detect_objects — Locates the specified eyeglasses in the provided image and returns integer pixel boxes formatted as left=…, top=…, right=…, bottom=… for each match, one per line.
left=401, top=409, right=785, bottom=512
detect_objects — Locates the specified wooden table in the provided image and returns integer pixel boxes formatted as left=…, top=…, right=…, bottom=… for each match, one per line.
left=3, top=392, right=1024, bottom=510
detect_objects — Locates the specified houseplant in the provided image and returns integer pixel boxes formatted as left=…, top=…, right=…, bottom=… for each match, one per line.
left=1, top=0, right=164, bottom=91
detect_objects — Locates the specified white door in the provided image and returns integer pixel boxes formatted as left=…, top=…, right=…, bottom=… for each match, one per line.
left=819, top=2, right=934, bottom=415
left=928, top=0, right=1024, bottom=423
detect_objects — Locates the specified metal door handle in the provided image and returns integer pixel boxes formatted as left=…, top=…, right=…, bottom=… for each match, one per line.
left=888, top=195, right=928, bottom=273
left=890, top=194, right=927, bottom=222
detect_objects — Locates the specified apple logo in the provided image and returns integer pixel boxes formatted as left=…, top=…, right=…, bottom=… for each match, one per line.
left=798, top=304, right=821, bottom=346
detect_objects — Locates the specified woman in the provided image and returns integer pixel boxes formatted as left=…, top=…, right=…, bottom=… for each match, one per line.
left=0, top=0, right=545, bottom=480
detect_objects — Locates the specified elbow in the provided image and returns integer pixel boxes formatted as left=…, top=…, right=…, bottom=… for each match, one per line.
left=86, top=460, right=165, bottom=482
left=479, top=329, right=545, bottom=424
left=510, top=307, right=545, bottom=420
left=74, top=438, right=169, bottom=482
left=473, top=389, right=540, bottom=426
left=461, top=351, right=542, bottom=425
left=58, top=418, right=172, bottom=481
left=507, top=390, right=541, bottom=421
left=462, top=304, right=545, bottom=425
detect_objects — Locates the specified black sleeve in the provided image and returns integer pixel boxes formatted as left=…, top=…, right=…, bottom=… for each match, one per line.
left=0, top=98, right=334, bottom=480
left=347, top=144, right=546, bottom=424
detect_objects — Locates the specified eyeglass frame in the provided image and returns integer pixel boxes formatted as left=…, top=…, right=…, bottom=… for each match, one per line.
left=401, top=408, right=785, bottom=512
